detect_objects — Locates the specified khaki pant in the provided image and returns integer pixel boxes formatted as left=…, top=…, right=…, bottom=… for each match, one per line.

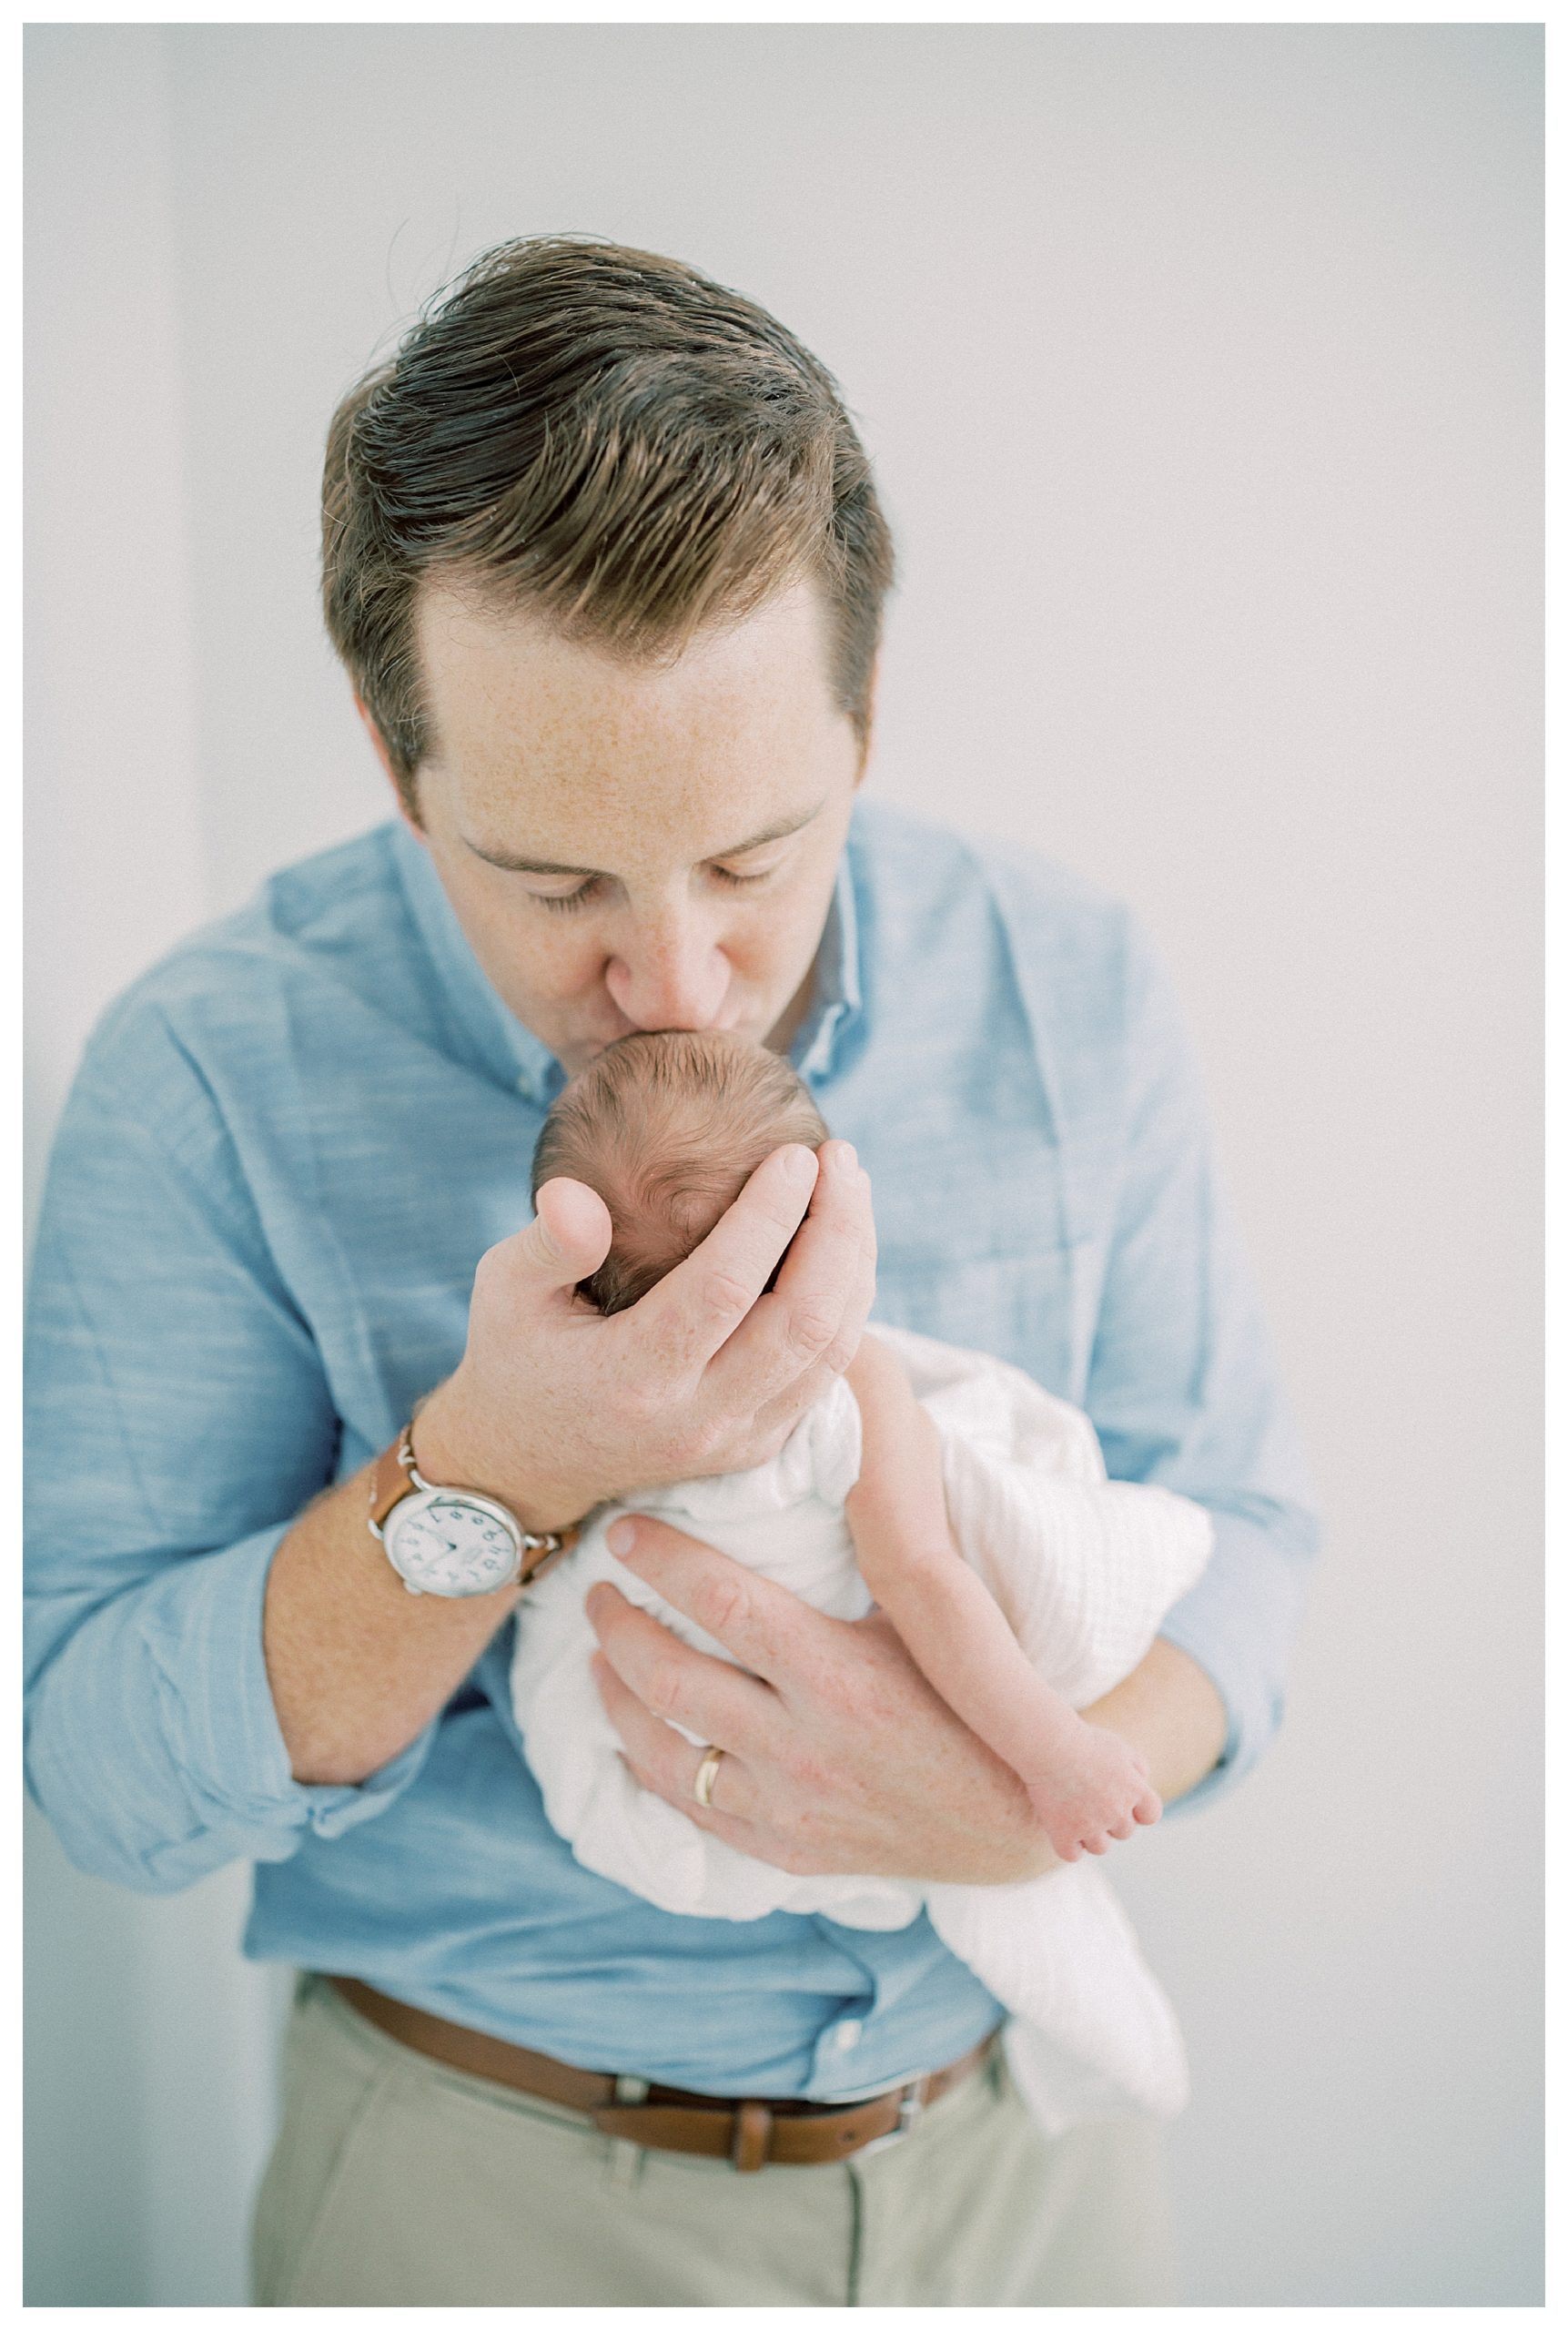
left=251, top=1973, right=1178, bottom=2306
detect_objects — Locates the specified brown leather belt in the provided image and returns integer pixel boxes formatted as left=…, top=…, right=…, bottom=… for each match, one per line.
left=329, top=1976, right=996, bottom=2173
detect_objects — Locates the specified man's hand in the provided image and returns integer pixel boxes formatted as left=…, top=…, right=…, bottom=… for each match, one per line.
left=416, top=1138, right=875, bottom=1533
left=585, top=1337, right=1229, bottom=1880
left=586, top=1518, right=1053, bottom=1886
left=264, top=1135, right=873, bottom=1785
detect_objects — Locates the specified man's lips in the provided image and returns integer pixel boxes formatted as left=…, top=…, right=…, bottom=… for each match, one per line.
left=578, top=1008, right=756, bottom=1058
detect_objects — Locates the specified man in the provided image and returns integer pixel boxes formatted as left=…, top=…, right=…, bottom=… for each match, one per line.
left=25, top=238, right=1317, bottom=2305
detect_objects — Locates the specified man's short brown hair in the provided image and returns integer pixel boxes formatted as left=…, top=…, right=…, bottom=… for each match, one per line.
left=321, top=236, right=895, bottom=816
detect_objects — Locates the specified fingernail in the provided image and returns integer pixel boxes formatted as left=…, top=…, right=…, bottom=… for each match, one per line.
left=780, top=1145, right=817, bottom=1193
left=831, top=1141, right=859, bottom=1178
left=607, top=1518, right=635, bottom=1558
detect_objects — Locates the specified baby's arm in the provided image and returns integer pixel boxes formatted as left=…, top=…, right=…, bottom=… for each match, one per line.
left=845, top=1336, right=1161, bottom=1860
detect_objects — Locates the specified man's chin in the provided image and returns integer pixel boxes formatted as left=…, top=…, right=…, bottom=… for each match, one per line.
left=553, top=1038, right=618, bottom=1078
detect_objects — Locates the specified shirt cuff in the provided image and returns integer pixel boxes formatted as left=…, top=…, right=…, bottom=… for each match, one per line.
left=137, top=1519, right=438, bottom=1861
left=1156, top=1503, right=1316, bottom=1816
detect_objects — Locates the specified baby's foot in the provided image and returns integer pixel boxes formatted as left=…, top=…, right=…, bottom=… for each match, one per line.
left=1026, top=1720, right=1162, bottom=1861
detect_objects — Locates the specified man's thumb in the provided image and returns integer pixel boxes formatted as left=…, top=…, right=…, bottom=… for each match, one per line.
left=523, top=1175, right=614, bottom=1290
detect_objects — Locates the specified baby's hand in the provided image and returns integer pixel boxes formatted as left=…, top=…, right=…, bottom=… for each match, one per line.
left=1025, top=1719, right=1162, bottom=1862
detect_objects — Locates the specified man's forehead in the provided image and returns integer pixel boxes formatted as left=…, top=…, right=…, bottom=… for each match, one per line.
left=415, top=574, right=835, bottom=725
left=413, top=575, right=852, bottom=857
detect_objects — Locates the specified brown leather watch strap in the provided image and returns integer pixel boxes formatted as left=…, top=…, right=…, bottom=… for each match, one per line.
left=367, top=1424, right=581, bottom=1583
left=368, top=1431, right=420, bottom=1535
left=328, top=1977, right=995, bottom=2171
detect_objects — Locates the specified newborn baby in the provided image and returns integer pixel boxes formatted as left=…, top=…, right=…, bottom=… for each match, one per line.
left=511, top=1030, right=1214, bottom=2132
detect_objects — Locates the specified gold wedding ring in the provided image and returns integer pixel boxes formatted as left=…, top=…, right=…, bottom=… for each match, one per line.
left=693, top=1744, right=725, bottom=1809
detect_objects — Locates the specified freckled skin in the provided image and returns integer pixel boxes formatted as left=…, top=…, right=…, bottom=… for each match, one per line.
left=364, top=579, right=868, bottom=1076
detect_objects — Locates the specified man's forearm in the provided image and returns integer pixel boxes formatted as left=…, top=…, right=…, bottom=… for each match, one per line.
left=1082, top=1636, right=1229, bottom=1808
left=262, top=1454, right=521, bottom=1786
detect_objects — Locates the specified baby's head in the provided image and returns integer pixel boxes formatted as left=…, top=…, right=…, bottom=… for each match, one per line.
left=531, top=1030, right=829, bottom=1316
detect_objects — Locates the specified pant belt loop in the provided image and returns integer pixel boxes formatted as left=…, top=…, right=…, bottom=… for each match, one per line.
left=608, top=2074, right=650, bottom=2188
left=732, top=2099, right=772, bottom=2173
left=858, top=2075, right=930, bottom=2162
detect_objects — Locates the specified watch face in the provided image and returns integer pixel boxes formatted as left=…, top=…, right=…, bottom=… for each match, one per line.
left=387, top=1492, right=520, bottom=1596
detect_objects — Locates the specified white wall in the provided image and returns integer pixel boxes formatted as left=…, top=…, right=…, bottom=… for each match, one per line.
left=25, top=23, right=1541, bottom=2305
left=24, top=25, right=292, bottom=2307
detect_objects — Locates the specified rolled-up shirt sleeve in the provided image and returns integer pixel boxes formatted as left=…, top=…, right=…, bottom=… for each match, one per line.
left=1083, top=922, right=1320, bottom=1809
left=24, top=1028, right=435, bottom=1893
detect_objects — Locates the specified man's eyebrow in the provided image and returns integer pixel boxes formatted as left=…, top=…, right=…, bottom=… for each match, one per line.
left=463, top=800, right=829, bottom=877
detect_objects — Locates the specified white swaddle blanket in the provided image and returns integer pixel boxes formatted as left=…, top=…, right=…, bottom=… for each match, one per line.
left=511, top=1323, right=1213, bottom=2134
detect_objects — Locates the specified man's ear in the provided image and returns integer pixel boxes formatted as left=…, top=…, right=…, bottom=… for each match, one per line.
left=352, top=694, right=424, bottom=835
left=853, top=649, right=882, bottom=789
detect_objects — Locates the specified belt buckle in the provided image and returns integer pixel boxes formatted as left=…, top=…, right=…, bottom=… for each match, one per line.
left=855, top=2082, right=926, bottom=2160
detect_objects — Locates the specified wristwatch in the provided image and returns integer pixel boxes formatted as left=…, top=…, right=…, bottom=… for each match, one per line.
left=368, top=1423, right=580, bottom=1597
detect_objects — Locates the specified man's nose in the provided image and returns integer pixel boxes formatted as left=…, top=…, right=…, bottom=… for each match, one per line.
left=603, top=917, right=732, bottom=1032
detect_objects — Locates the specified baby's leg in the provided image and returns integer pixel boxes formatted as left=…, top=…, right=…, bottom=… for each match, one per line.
left=845, top=1338, right=1160, bottom=1859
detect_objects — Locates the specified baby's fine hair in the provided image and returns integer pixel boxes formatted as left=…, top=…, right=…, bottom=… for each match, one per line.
left=531, top=1030, right=829, bottom=1316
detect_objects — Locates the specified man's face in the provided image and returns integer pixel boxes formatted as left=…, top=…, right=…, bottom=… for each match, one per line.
left=387, top=579, right=866, bottom=1077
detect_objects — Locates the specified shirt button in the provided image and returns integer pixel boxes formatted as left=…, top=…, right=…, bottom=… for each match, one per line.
left=835, top=2020, right=863, bottom=2051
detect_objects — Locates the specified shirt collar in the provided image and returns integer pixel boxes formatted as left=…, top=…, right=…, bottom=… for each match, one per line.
left=790, top=841, right=864, bottom=1086
left=389, top=814, right=865, bottom=1104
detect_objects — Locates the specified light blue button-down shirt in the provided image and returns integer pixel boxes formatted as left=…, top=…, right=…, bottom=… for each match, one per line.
left=24, top=801, right=1318, bottom=2097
